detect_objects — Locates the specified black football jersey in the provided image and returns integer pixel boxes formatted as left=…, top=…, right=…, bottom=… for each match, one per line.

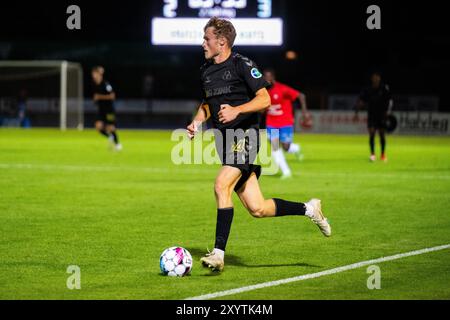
left=359, top=83, right=392, bottom=117
left=200, top=52, right=269, bottom=130
left=93, top=80, right=115, bottom=111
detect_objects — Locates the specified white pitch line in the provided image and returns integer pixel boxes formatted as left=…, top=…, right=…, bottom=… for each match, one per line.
left=185, top=244, right=450, bottom=300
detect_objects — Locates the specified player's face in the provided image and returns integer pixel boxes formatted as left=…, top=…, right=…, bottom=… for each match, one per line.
left=91, top=71, right=102, bottom=84
left=264, top=71, right=275, bottom=85
left=202, top=27, right=222, bottom=60
left=371, top=73, right=381, bottom=87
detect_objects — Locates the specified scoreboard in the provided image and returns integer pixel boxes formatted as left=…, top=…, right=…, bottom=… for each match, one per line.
left=160, top=0, right=273, bottom=18
left=151, top=0, right=283, bottom=46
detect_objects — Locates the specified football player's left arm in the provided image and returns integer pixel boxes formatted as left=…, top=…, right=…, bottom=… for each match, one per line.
left=387, top=99, right=394, bottom=115
left=297, top=93, right=310, bottom=115
left=385, top=84, right=393, bottom=116
left=218, top=88, right=270, bottom=123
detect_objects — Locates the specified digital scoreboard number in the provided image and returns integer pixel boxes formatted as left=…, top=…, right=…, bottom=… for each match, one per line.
left=162, top=0, right=272, bottom=18
left=152, top=0, right=283, bottom=46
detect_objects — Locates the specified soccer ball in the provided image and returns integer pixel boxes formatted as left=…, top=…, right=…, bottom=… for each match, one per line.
left=159, top=246, right=193, bottom=277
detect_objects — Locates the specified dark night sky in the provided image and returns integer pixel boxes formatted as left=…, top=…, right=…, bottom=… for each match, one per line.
left=1, top=1, right=449, bottom=109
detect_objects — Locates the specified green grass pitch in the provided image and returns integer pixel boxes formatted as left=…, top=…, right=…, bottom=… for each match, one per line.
left=0, top=128, right=449, bottom=300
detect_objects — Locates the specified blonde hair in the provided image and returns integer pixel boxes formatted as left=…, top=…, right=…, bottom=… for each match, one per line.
left=204, top=17, right=237, bottom=47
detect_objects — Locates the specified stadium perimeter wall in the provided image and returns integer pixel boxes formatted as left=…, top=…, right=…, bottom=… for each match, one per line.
left=294, top=111, right=450, bottom=136
left=1, top=98, right=449, bottom=135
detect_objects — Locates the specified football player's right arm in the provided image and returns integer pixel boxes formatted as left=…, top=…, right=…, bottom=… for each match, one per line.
left=94, top=92, right=116, bottom=101
left=353, top=98, right=365, bottom=122
left=355, top=97, right=366, bottom=111
left=354, top=89, right=368, bottom=121
left=187, top=103, right=210, bottom=139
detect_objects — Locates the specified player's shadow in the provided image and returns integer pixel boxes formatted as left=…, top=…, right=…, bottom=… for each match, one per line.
left=189, top=247, right=321, bottom=270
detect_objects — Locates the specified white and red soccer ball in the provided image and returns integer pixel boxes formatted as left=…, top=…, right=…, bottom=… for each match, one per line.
left=159, top=246, right=193, bottom=277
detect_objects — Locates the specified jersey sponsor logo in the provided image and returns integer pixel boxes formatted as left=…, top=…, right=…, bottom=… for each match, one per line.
left=106, top=84, right=113, bottom=92
left=205, top=86, right=232, bottom=98
left=267, top=104, right=284, bottom=116
left=251, top=68, right=262, bottom=79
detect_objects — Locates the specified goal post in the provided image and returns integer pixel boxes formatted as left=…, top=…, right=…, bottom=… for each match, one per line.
left=0, top=60, right=84, bottom=130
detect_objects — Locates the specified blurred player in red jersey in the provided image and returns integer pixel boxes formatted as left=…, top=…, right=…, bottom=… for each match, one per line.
left=263, top=69, right=311, bottom=179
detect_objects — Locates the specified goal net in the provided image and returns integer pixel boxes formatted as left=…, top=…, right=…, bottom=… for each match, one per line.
left=0, top=61, right=84, bottom=130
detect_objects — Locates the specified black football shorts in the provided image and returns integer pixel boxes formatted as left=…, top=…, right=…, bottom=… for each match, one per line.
left=215, top=127, right=262, bottom=192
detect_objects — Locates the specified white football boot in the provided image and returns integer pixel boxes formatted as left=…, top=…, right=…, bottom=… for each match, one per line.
left=114, top=143, right=123, bottom=152
left=280, top=172, right=293, bottom=180
left=200, top=249, right=224, bottom=272
left=307, top=199, right=331, bottom=237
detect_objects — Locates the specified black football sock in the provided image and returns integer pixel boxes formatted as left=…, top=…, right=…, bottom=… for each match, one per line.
left=99, top=129, right=109, bottom=138
left=111, top=131, right=119, bottom=144
left=380, top=133, right=386, bottom=154
left=369, top=134, right=375, bottom=154
left=273, top=198, right=306, bottom=216
left=214, top=208, right=234, bottom=251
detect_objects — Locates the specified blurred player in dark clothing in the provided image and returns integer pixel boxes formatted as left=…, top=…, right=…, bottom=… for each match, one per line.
left=91, top=66, right=122, bottom=151
left=355, top=71, right=393, bottom=162
left=17, top=89, right=30, bottom=128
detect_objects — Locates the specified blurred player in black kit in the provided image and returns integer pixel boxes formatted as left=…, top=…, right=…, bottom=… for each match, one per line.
left=91, top=66, right=122, bottom=151
left=186, top=17, right=331, bottom=272
left=355, top=71, right=393, bottom=162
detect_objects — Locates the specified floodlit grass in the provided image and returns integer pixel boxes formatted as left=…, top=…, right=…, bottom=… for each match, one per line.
left=0, top=128, right=449, bottom=299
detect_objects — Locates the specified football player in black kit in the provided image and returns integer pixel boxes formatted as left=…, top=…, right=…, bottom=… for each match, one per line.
left=186, top=17, right=331, bottom=272
left=355, top=71, right=393, bottom=162
left=91, top=66, right=122, bottom=151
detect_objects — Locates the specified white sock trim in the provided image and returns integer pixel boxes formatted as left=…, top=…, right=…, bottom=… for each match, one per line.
left=305, top=202, right=314, bottom=218
left=213, top=248, right=225, bottom=258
